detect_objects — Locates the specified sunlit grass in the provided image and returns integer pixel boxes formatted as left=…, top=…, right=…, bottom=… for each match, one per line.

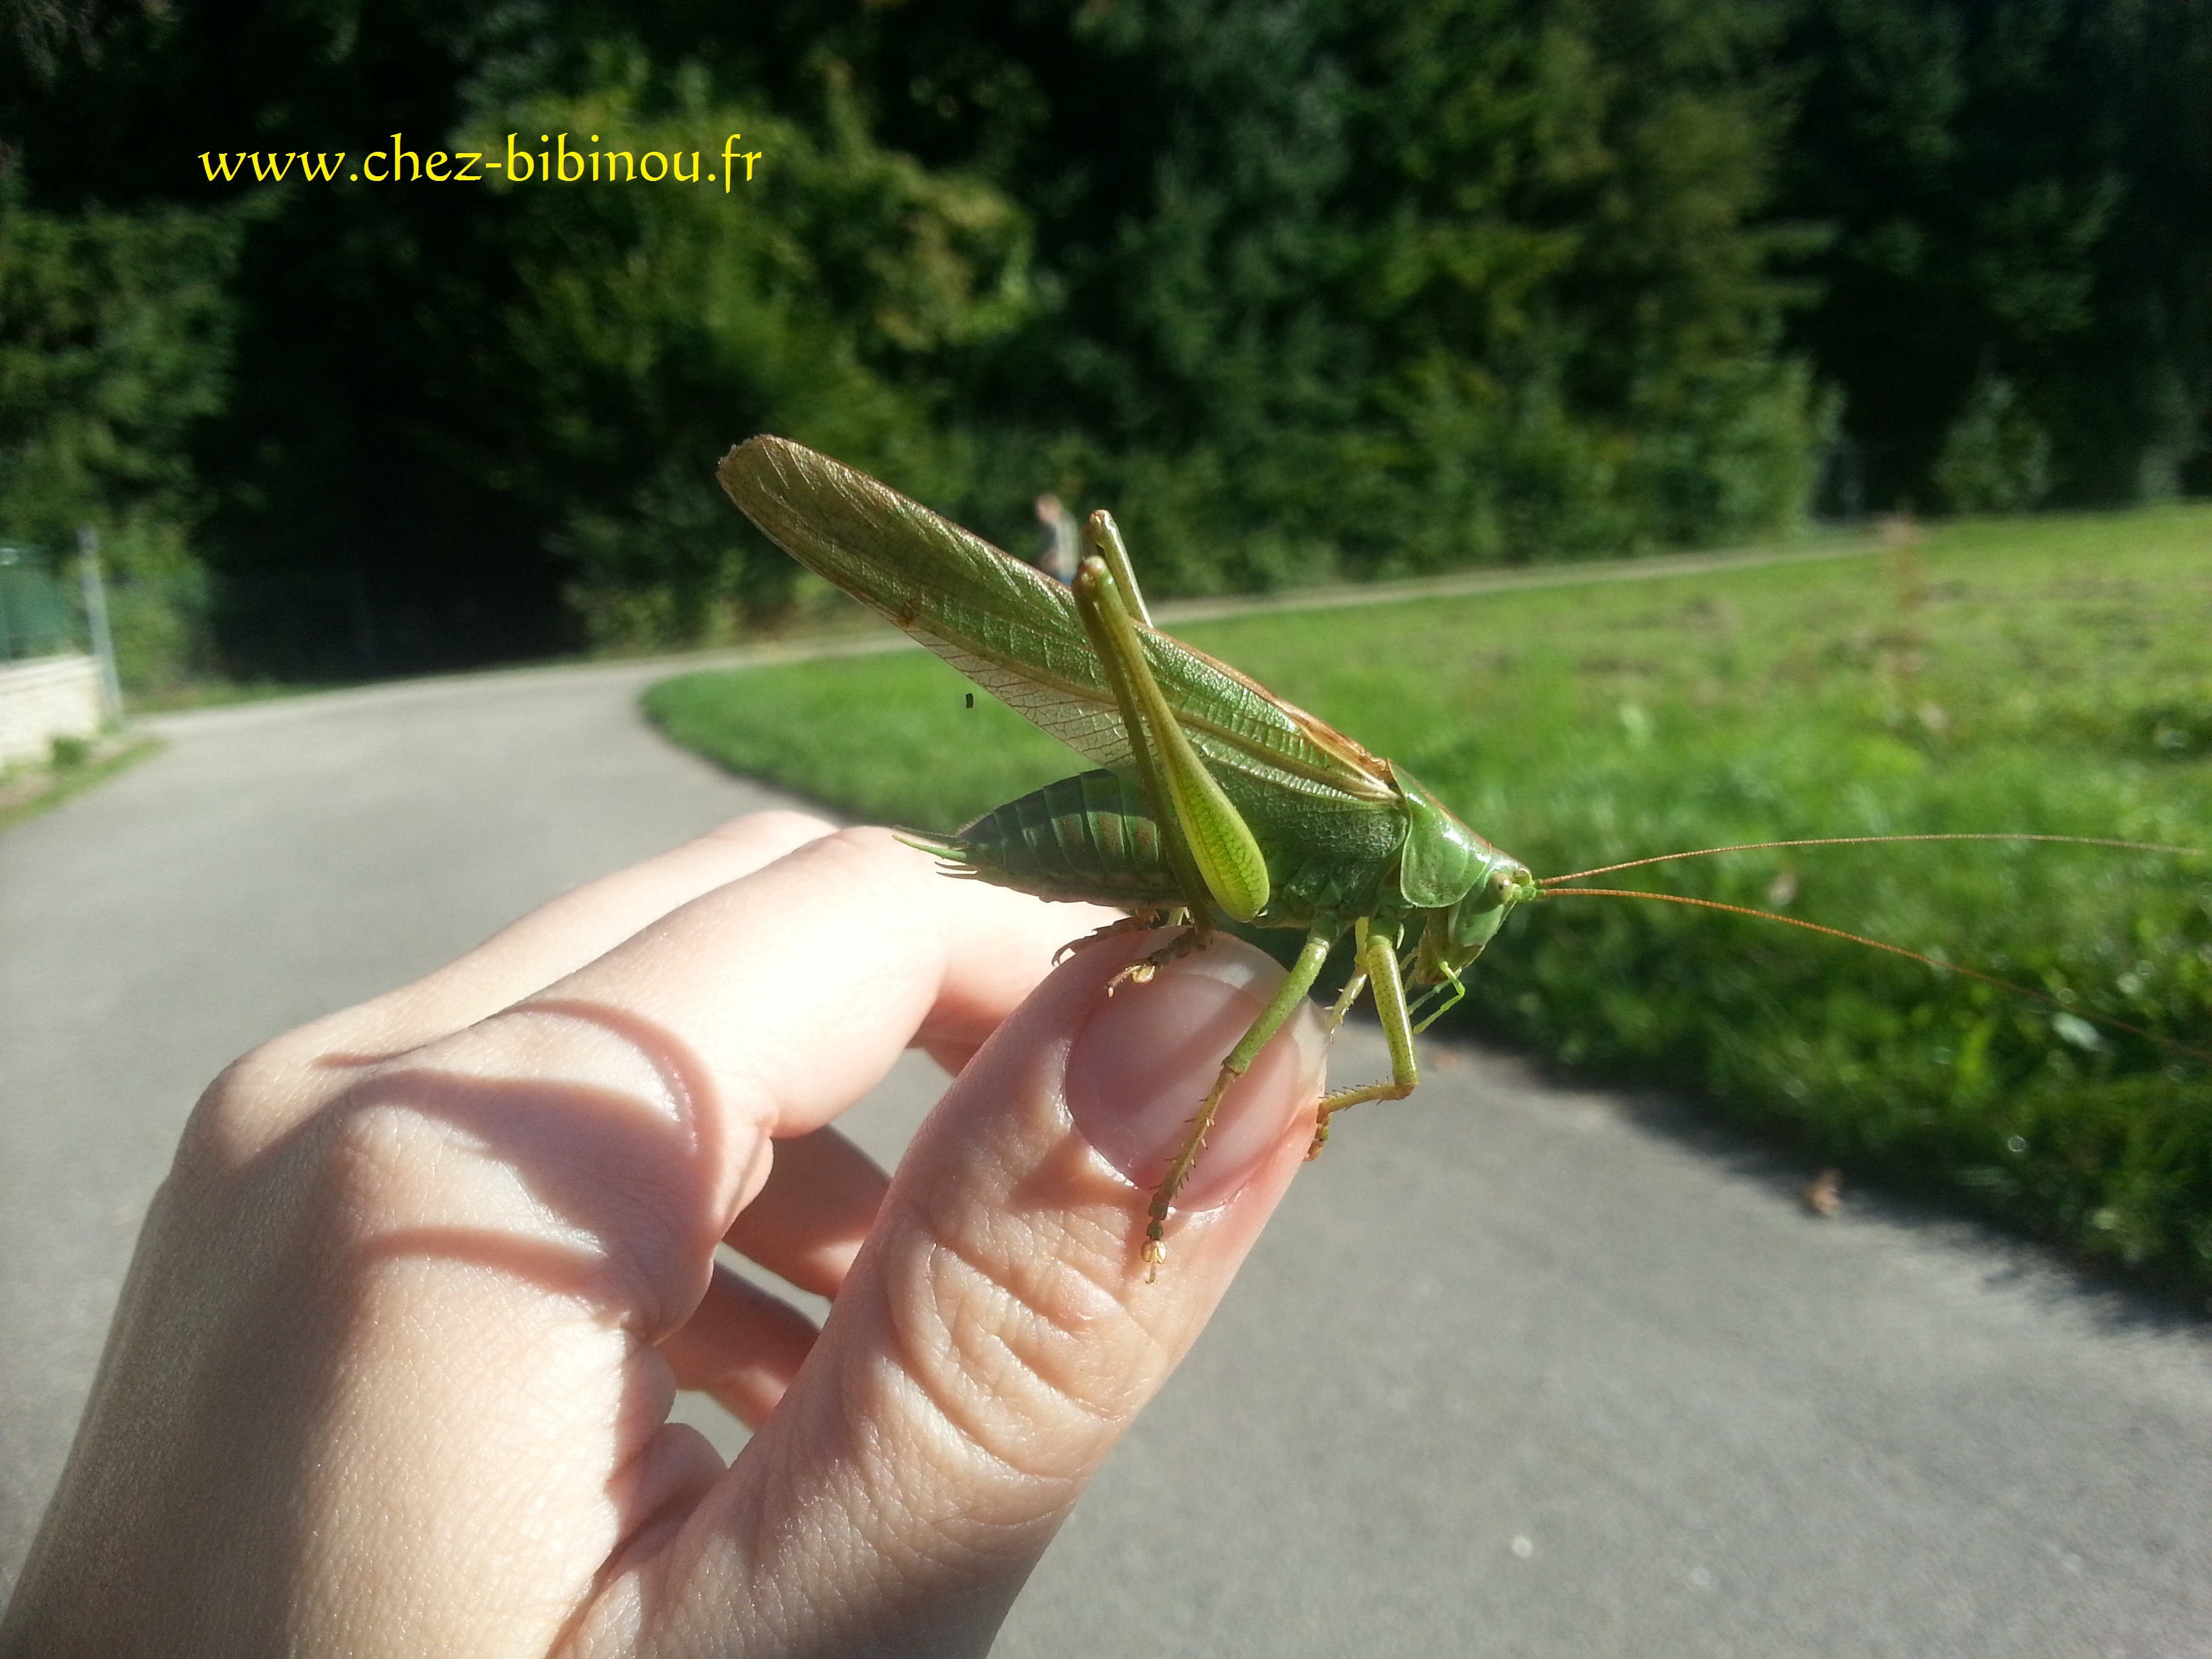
left=646, top=506, right=2212, bottom=1292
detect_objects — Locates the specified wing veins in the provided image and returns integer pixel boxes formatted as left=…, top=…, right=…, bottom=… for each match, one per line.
left=719, top=436, right=1395, bottom=808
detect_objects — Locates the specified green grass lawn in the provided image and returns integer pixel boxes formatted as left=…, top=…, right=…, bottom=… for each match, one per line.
left=647, top=508, right=2212, bottom=1295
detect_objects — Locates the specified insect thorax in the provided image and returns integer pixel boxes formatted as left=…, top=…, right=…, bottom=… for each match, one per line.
left=1390, top=766, right=1514, bottom=909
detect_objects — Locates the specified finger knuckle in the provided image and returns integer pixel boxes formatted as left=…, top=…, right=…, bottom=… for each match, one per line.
left=867, top=1200, right=1161, bottom=1485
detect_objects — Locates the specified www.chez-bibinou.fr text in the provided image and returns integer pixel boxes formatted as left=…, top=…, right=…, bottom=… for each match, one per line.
left=198, top=134, right=764, bottom=190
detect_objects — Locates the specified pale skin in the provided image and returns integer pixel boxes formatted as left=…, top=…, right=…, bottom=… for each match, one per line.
left=2, top=813, right=1328, bottom=1658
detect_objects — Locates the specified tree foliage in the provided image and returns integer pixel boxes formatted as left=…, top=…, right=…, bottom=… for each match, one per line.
left=804, top=0, right=1818, bottom=584
left=0, top=176, right=236, bottom=686
left=0, top=0, right=2204, bottom=675
left=1776, top=0, right=2212, bottom=511
left=0, top=182, right=234, bottom=543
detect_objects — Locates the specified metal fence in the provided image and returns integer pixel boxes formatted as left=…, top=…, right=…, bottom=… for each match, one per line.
left=0, top=544, right=81, bottom=663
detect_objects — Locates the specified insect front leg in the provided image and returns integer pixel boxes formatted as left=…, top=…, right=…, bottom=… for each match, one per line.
left=1307, top=921, right=1418, bottom=1160
left=1323, top=917, right=1376, bottom=1032
left=1144, top=923, right=1338, bottom=1279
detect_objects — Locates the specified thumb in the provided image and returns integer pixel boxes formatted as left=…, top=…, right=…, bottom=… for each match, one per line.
left=633, top=930, right=1328, bottom=1658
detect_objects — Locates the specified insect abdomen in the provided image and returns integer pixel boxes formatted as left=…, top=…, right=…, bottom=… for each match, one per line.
left=932, top=770, right=1185, bottom=905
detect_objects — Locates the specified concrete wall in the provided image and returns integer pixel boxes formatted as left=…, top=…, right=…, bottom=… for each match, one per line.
left=0, top=655, right=104, bottom=768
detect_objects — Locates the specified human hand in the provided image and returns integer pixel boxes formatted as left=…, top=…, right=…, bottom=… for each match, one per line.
left=3, top=813, right=1327, bottom=1657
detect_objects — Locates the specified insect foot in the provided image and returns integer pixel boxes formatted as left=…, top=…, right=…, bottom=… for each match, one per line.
left=1105, top=924, right=1210, bottom=996
left=1054, top=910, right=1171, bottom=966
left=1143, top=1222, right=1169, bottom=1281
left=1108, top=960, right=1158, bottom=994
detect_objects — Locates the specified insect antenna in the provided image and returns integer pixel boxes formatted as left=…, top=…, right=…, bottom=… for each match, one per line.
left=1537, top=885, right=2211, bottom=1063
left=1542, top=833, right=2207, bottom=888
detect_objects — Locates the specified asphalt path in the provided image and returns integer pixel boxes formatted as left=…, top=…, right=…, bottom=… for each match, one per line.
left=3, top=655, right=2210, bottom=1655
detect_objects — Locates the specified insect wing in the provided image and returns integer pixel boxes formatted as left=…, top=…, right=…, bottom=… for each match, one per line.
left=718, top=436, right=1395, bottom=808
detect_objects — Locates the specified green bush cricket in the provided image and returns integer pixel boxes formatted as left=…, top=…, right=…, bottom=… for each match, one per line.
left=717, top=436, right=2206, bottom=1276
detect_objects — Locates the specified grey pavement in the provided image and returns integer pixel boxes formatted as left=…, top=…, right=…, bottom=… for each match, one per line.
left=3, top=655, right=2209, bottom=1655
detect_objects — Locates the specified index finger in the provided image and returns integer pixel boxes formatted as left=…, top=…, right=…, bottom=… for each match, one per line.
left=530, top=825, right=1115, bottom=1131
left=241, top=808, right=842, bottom=1088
